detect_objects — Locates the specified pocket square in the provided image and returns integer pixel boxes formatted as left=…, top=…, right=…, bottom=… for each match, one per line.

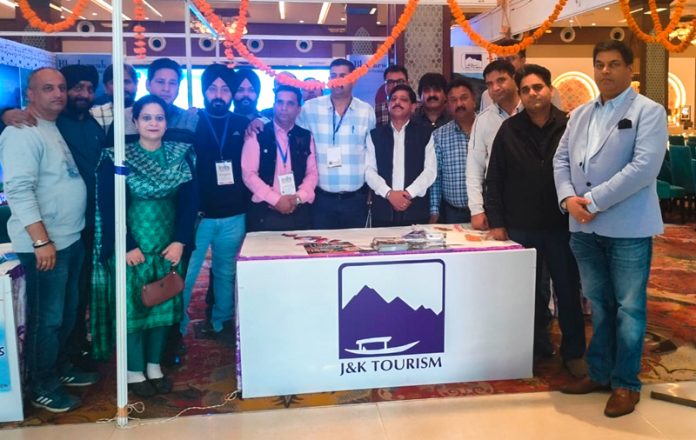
left=618, top=119, right=632, bottom=129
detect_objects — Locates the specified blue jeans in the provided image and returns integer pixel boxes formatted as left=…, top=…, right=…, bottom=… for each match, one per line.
left=180, top=214, right=246, bottom=334
left=19, top=239, right=84, bottom=395
left=569, top=232, right=652, bottom=391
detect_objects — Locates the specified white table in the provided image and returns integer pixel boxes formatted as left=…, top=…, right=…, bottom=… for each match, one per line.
left=236, top=225, right=536, bottom=398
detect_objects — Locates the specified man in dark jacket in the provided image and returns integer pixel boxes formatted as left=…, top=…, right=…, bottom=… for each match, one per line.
left=366, top=84, right=437, bottom=227
left=485, top=64, right=586, bottom=377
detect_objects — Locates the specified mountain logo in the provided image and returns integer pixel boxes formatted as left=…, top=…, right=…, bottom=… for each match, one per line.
left=338, top=260, right=445, bottom=359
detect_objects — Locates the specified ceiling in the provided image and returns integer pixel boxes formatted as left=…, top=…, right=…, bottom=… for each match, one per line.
left=0, top=1, right=694, bottom=32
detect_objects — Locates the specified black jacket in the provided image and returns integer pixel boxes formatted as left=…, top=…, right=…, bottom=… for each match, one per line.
left=485, top=106, right=569, bottom=231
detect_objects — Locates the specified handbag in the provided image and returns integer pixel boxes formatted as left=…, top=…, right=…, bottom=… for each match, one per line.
left=141, top=268, right=184, bottom=307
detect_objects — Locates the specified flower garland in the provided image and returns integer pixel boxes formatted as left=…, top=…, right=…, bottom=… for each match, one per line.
left=191, top=0, right=419, bottom=89
left=447, top=0, right=568, bottom=56
left=619, top=0, right=695, bottom=53
left=17, top=0, right=90, bottom=32
left=133, top=0, right=147, bottom=59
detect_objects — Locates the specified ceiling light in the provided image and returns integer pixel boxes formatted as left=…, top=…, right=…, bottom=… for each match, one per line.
left=49, top=2, right=61, bottom=12
left=299, top=19, right=304, bottom=23
left=376, top=21, right=381, bottom=25
left=145, top=16, right=150, bottom=20
left=591, top=22, right=596, bottom=26
left=92, top=12, right=97, bottom=15
left=340, top=17, right=345, bottom=21
left=619, top=18, right=627, bottom=23
left=60, top=5, right=84, bottom=19
left=142, top=0, right=162, bottom=18
left=60, top=14, right=64, bottom=18
left=604, top=6, right=610, bottom=10
left=644, top=7, right=666, bottom=14
left=545, top=29, right=552, bottom=33
left=317, top=2, right=330, bottom=25
left=569, top=19, right=574, bottom=23
left=90, top=0, right=130, bottom=20
left=278, top=1, right=285, bottom=20
left=369, top=7, right=376, bottom=15
left=629, top=7, right=643, bottom=14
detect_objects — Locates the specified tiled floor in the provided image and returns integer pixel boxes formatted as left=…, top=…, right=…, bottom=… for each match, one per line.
left=3, top=383, right=696, bottom=439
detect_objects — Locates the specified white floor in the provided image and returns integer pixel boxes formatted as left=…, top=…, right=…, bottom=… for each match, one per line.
left=3, top=384, right=696, bottom=439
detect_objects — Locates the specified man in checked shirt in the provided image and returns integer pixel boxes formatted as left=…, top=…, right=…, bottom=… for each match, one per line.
left=429, top=77, right=477, bottom=224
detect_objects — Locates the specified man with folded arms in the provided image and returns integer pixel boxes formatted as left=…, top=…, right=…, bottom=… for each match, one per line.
left=554, top=41, right=667, bottom=417
left=366, top=84, right=436, bottom=227
left=242, top=85, right=318, bottom=231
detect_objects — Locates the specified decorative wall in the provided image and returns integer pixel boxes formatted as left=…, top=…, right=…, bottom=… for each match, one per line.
left=404, top=5, right=443, bottom=87
left=0, top=37, right=55, bottom=70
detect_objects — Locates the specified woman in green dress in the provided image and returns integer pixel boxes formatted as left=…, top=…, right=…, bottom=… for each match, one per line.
left=92, top=94, right=198, bottom=397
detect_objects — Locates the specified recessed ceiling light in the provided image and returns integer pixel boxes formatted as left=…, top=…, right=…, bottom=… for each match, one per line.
left=644, top=7, right=666, bottom=14
left=604, top=6, right=610, bottom=10
left=299, top=19, right=304, bottom=23
left=545, top=29, right=552, bottom=33
left=91, top=12, right=97, bottom=15
left=619, top=18, right=627, bottom=23
left=340, top=17, right=345, bottom=21
left=60, top=14, right=64, bottom=18
left=569, top=19, right=574, bottom=23
left=376, top=21, right=381, bottom=25
left=591, top=22, right=596, bottom=26
left=145, top=16, right=150, bottom=20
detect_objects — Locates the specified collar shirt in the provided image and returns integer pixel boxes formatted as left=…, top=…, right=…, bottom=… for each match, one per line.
left=586, top=86, right=633, bottom=170
left=430, top=120, right=470, bottom=215
left=365, top=120, right=437, bottom=198
left=413, top=103, right=451, bottom=130
left=90, top=102, right=114, bottom=132
left=296, top=94, right=376, bottom=193
left=466, top=100, right=524, bottom=215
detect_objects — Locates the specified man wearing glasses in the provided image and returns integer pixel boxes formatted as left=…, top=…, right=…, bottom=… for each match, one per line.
left=376, top=65, right=409, bottom=126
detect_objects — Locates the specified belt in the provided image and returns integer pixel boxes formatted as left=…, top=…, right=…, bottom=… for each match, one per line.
left=316, top=185, right=367, bottom=200
left=443, top=200, right=470, bottom=212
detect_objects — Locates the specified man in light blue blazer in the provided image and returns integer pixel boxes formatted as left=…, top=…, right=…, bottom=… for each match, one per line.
left=553, top=40, right=667, bottom=418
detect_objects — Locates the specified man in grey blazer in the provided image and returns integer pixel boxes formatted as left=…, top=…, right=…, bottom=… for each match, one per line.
left=553, top=41, right=667, bottom=418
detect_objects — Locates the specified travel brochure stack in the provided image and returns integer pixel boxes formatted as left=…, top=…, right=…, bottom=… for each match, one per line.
left=372, top=229, right=447, bottom=252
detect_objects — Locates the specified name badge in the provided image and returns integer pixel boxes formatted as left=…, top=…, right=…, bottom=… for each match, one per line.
left=215, top=161, right=234, bottom=185
left=327, top=147, right=342, bottom=168
left=278, top=173, right=297, bottom=196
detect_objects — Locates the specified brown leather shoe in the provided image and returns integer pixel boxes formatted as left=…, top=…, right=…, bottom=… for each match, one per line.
left=604, top=388, right=640, bottom=417
left=563, top=358, right=588, bottom=378
left=560, top=376, right=611, bottom=394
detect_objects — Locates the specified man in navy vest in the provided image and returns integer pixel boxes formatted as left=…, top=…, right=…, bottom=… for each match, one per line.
left=366, top=84, right=437, bottom=227
left=242, top=85, right=318, bottom=231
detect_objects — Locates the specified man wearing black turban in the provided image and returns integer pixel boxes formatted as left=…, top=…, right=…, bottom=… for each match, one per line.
left=230, top=68, right=261, bottom=120
left=175, top=64, right=252, bottom=347
left=60, top=64, right=99, bottom=116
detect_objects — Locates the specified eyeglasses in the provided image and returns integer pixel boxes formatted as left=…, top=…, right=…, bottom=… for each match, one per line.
left=385, top=79, right=407, bottom=86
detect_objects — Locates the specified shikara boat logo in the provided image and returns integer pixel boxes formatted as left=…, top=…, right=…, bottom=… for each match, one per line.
left=338, top=260, right=445, bottom=359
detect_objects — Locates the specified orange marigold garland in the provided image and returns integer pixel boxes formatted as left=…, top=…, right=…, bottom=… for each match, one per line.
left=619, top=0, right=695, bottom=53
left=17, top=0, right=90, bottom=33
left=133, top=0, right=147, bottom=59
left=447, top=0, right=568, bottom=56
left=191, top=0, right=419, bottom=89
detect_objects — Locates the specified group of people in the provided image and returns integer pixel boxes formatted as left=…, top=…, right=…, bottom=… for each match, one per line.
left=0, top=38, right=666, bottom=418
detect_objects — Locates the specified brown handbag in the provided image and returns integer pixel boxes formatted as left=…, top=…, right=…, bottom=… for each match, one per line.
left=141, top=268, right=185, bottom=307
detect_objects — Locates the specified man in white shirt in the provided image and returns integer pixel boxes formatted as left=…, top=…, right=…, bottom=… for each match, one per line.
left=366, top=84, right=437, bottom=227
left=466, top=60, right=523, bottom=230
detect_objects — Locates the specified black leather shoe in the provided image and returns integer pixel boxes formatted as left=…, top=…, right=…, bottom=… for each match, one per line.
left=129, top=380, right=156, bottom=398
left=150, top=376, right=173, bottom=394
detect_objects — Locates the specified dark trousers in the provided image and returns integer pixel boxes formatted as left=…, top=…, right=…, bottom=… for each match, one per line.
left=312, top=188, right=368, bottom=230
left=442, top=201, right=471, bottom=224
left=507, top=228, right=586, bottom=361
left=19, top=240, right=84, bottom=395
left=247, top=202, right=312, bottom=232
left=67, top=227, right=94, bottom=360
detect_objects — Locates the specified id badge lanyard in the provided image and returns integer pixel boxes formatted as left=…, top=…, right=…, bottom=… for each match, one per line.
left=203, top=112, right=231, bottom=159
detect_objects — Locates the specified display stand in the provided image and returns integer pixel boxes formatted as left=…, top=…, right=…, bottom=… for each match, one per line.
left=0, top=259, right=25, bottom=422
left=236, top=225, right=536, bottom=398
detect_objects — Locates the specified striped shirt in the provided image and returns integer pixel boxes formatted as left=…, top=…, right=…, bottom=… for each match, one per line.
left=296, top=94, right=376, bottom=193
left=430, top=120, right=470, bottom=215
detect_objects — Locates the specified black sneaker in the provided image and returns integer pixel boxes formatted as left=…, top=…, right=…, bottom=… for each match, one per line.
left=59, top=368, right=100, bottom=387
left=31, top=389, right=81, bottom=413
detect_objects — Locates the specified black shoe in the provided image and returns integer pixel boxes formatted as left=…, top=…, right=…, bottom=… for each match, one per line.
left=129, top=380, right=156, bottom=398
left=161, top=327, right=183, bottom=367
left=150, top=376, right=173, bottom=394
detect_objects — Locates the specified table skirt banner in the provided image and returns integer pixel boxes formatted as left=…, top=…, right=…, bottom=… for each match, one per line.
left=0, top=260, right=25, bottom=422
left=236, top=226, right=536, bottom=398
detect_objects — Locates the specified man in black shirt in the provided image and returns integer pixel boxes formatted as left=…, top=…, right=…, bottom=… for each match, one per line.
left=179, top=64, right=251, bottom=339
left=485, top=64, right=586, bottom=377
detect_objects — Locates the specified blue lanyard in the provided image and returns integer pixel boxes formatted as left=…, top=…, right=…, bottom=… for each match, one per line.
left=331, top=98, right=352, bottom=144
left=203, top=112, right=231, bottom=159
left=276, top=140, right=289, bottom=165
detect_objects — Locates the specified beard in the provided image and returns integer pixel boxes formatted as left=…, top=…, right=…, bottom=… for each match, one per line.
left=233, top=97, right=257, bottom=115
left=205, top=98, right=231, bottom=116
left=124, top=91, right=135, bottom=107
left=66, top=97, right=92, bottom=115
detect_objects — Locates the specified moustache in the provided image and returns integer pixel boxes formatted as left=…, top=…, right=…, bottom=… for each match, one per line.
left=209, top=98, right=228, bottom=107
left=427, top=96, right=440, bottom=102
left=392, top=105, right=404, bottom=110
left=455, top=106, right=466, bottom=113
